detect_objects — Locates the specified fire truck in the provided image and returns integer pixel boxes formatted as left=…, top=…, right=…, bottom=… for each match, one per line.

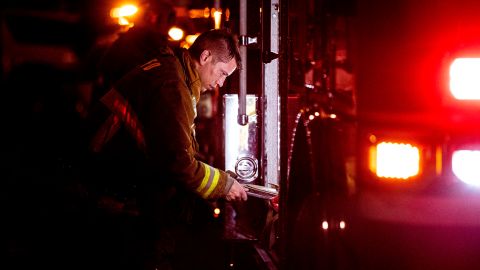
left=223, top=0, right=480, bottom=269
left=5, top=0, right=480, bottom=269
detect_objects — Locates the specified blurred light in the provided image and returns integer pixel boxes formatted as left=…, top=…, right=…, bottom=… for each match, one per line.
left=314, top=112, right=320, bottom=117
left=372, top=142, right=420, bottom=179
left=329, top=114, right=337, bottom=119
left=213, top=207, right=221, bottom=218
left=339, top=221, right=346, bottom=229
left=118, top=17, right=130, bottom=26
left=309, top=115, right=314, bottom=120
left=168, top=27, right=184, bottom=41
left=322, top=221, right=329, bottom=230
left=117, top=5, right=138, bottom=17
left=225, top=8, right=230, bottom=21
left=450, top=58, right=480, bottom=100
left=185, top=34, right=199, bottom=46
left=213, top=9, right=222, bottom=29
left=204, top=7, right=211, bottom=18
left=110, top=4, right=138, bottom=26
left=189, top=8, right=209, bottom=19
left=452, top=149, right=480, bottom=186
left=436, top=146, right=443, bottom=176
left=180, top=41, right=190, bottom=49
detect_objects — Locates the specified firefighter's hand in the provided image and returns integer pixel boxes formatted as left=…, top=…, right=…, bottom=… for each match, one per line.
left=226, top=180, right=248, bottom=201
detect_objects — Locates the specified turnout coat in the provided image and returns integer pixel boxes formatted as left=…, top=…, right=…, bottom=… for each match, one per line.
left=87, top=47, right=234, bottom=220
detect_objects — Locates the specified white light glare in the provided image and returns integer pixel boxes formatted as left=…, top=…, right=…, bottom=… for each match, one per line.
left=168, top=27, right=184, bottom=41
left=450, top=58, right=480, bottom=100
left=452, top=150, right=480, bottom=186
left=111, top=5, right=138, bottom=18
left=322, top=221, right=329, bottom=230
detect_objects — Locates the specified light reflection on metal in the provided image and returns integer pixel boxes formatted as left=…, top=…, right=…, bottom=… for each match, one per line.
left=235, top=156, right=258, bottom=179
left=224, top=94, right=258, bottom=182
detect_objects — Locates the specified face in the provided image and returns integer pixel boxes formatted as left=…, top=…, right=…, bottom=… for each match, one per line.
left=197, top=50, right=237, bottom=92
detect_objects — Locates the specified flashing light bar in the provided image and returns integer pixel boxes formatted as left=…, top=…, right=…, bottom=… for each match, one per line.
left=450, top=58, right=480, bottom=100
left=370, top=142, right=420, bottom=180
left=452, top=149, right=480, bottom=186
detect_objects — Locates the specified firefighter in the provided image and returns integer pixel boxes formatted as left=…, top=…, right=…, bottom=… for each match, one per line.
left=85, top=29, right=247, bottom=270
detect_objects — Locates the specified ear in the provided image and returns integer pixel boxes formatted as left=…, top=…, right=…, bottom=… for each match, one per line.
left=199, top=50, right=212, bottom=66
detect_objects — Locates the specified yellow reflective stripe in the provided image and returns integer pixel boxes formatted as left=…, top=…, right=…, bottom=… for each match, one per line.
left=141, top=59, right=162, bottom=71
left=142, top=62, right=161, bottom=70
left=197, top=163, right=210, bottom=193
left=204, top=169, right=220, bottom=198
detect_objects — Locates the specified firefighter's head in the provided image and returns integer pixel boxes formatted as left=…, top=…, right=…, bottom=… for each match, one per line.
left=189, top=29, right=241, bottom=92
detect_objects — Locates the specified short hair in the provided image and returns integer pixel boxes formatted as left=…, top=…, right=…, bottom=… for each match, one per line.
left=189, top=29, right=242, bottom=70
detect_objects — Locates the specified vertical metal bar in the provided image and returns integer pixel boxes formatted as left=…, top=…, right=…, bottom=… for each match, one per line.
left=238, top=0, right=248, bottom=126
left=263, top=0, right=280, bottom=186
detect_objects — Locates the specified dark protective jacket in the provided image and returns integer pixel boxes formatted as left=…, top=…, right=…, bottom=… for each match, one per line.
left=95, top=25, right=168, bottom=101
left=88, top=47, right=234, bottom=207
left=98, top=26, right=169, bottom=91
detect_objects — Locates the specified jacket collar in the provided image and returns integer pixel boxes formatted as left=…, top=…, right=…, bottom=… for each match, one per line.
left=180, top=49, right=201, bottom=102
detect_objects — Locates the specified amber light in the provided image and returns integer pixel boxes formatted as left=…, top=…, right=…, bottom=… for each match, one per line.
left=450, top=58, right=480, bottom=100
left=110, top=4, right=138, bottom=26
left=369, top=142, right=420, bottom=180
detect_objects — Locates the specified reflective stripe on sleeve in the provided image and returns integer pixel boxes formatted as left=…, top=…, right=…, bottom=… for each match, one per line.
left=196, top=163, right=220, bottom=198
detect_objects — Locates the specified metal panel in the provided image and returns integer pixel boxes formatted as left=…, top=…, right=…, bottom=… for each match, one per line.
left=224, top=94, right=259, bottom=182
